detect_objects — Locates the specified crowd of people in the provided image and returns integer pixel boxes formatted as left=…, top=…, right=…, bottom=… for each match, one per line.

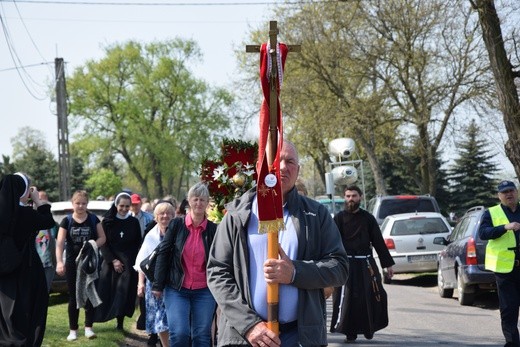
left=0, top=143, right=388, bottom=347
left=4, top=145, right=519, bottom=347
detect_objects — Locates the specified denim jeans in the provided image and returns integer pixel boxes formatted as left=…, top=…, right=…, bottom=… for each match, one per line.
left=164, top=286, right=216, bottom=346
left=280, top=326, right=299, bottom=347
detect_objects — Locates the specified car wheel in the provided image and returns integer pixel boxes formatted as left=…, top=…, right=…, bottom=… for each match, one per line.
left=457, top=272, right=475, bottom=306
left=437, top=267, right=453, bottom=298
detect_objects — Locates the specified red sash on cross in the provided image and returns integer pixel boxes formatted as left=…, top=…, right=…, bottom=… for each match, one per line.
left=256, top=42, right=288, bottom=234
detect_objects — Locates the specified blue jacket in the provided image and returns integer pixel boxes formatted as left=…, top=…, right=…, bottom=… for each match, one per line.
left=207, top=187, right=348, bottom=346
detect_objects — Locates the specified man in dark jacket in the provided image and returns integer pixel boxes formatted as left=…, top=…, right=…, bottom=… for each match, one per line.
left=479, top=180, right=520, bottom=347
left=207, top=140, right=349, bottom=347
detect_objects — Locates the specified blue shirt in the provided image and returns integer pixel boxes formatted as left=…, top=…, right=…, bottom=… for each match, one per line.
left=133, top=210, right=154, bottom=238
left=248, top=197, right=298, bottom=323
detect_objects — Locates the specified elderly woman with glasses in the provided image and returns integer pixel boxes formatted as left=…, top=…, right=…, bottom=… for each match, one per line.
left=152, top=182, right=217, bottom=346
left=134, top=201, right=176, bottom=347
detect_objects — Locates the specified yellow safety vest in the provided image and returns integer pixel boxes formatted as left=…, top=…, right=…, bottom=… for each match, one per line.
left=485, top=204, right=516, bottom=273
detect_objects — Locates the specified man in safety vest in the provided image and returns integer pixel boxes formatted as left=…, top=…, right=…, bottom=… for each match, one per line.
left=480, top=180, right=520, bottom=347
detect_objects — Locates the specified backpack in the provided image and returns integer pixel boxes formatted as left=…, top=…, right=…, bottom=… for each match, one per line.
left=67, top=213, right=98, bottom=239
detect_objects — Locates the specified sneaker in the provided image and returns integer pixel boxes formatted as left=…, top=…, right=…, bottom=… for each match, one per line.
left=66, top=331, right=77, bottom=341
left=85, top=329, right=97, bottom=339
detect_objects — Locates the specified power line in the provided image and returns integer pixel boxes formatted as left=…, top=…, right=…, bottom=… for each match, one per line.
left=0, top=4, right=47, bottom=99
left=0, top=0, right=314, bottom=6
left=12, top=0, right=54, bottom=76
left=3, top=16, right=265, bottom=24
left=0, top=61, right=52, bottom=72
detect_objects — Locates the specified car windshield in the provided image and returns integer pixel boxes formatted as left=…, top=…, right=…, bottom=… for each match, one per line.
left=316, top=199, right=344, bottom=215
left=379, top=199, right=436, bottom=220
left=390, top=218, right=449, bottom=236
left=323, top=201, right=344, bottom=215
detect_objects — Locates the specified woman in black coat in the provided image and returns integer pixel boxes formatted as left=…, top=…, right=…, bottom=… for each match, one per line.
left=0, top=173, right=55, bottom=346
left=94, top=192, right=141, bottom=329
left=152, top=182, right=217, bottom=347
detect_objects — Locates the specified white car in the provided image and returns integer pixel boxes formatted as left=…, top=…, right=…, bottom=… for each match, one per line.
left=51, top=200, right=113, bottom=223
left=378, top=212, right=452, bottom=283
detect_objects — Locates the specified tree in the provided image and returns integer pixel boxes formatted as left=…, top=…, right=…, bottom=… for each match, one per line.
left=69, top=152, right=89, bottom=194
left=0, top=155, right=16, bottom=180
left=10, top=127, right=60, bottom=201
left=67, top=39, right=235, bottom=199
left=357, top=0, right=493, bottom=196
left=470, top=0, right=520, bottom=178
left=10, top=127, right=49, bottom=162
left=240, top=0, right=493, bottom=197
left=447, top=119, right=498, bottom=215
left=85, top=168, right=122, bottom=200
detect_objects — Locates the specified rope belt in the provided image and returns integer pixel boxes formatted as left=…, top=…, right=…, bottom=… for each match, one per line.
left=347, top=254, right=372, bottom=259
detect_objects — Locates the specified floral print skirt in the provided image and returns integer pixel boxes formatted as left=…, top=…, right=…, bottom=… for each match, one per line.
left=145, top=280, right=169, bottom=334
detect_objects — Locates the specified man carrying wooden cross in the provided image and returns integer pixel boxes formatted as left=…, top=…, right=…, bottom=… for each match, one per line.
left=207, top=22, right=348, bottom=347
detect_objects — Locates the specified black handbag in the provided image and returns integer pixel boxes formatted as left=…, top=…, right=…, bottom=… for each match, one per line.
left=0, top=233, right=24, bottom=276
left=139, top=217, right=182, bottom=283
left=140, top=244, right=160, bottom=282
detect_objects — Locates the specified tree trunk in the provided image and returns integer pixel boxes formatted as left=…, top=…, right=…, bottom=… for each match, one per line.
left=357, top=136, right=387, bottom=196
left=472, top=0, right=520, bottom=178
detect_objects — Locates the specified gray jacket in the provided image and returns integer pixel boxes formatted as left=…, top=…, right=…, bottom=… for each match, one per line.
left=76, top=240, right=102, bottom=308
left=207, top=187, right=348, bottom=346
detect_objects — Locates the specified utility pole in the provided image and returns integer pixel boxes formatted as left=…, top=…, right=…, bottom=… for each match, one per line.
left=55, top=58, right=71, bottom=200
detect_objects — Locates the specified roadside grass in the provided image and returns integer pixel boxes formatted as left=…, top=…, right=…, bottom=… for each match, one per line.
left=42, top=292, right=135, bottom=347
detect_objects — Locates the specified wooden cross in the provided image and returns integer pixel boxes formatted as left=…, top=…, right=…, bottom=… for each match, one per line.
left=246, top=20, right=300, bottom=336
left=246, top=21, right=301, bottom=166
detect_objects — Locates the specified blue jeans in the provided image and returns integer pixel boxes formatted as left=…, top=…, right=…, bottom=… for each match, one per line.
left=164, top=286, right=216, bottom=346
left=280, top=327, right=299, bottom=347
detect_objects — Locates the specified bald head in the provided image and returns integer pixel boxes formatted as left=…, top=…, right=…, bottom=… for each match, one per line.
left=280, top=140, right=300, bottom=200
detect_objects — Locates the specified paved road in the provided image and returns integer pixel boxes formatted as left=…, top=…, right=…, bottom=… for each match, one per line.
left=326, top=274, right=503, bottom=347
left=122, top=274, right=504, bottom=346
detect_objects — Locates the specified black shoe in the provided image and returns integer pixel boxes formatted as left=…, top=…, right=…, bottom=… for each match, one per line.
left=136, top=318, right=146, bottom=331
left=147, top=333, right=158, bottom=346
left=116, top=316, right=124, bottom=330
left=345, top=334, right=357, bottom=343
left=364, top=332, right=373, bottom=340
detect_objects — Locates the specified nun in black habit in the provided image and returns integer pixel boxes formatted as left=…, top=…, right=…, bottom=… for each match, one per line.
left=94, top=192, right=141, bottom=329
left=0, top=173, right=55, bottom=346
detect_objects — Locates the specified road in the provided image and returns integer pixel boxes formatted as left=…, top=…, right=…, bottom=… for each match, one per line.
left=121, top=273, right=504, bottom=346
left=326, top=273, right=503, bottom=347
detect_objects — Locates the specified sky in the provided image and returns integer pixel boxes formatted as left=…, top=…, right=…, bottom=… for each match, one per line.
left=0, top=0, right=280, bottom=157
left=0, top=0, right=516, bottom=179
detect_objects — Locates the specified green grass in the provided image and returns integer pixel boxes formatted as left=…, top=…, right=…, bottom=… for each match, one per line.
left=42, top=292, right=136, bottom=347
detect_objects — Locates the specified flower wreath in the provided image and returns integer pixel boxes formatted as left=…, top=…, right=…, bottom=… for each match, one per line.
left=200, top=139, right=258, bottom=223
